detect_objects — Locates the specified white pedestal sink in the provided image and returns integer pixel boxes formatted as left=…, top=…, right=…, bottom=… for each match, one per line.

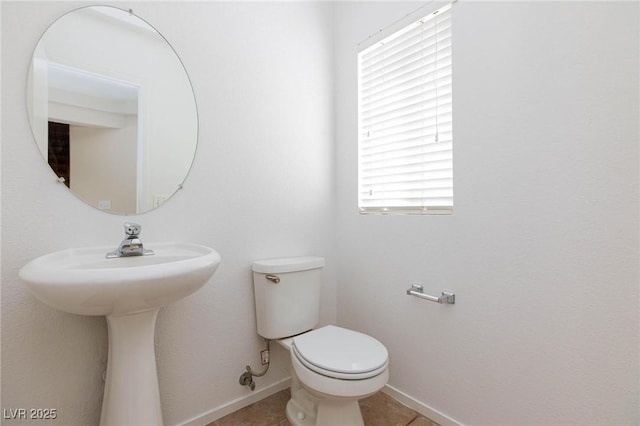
left=19, top=242, right=221, bottom=426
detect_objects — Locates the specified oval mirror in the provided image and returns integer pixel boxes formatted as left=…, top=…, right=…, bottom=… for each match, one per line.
left=27, top=6, right=198, bottom=215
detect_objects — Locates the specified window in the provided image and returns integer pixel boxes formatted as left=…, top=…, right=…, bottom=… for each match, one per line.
left=358, top=3, right=453, bottom=214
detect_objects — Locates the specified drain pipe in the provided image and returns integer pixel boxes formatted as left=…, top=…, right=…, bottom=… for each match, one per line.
left=239, top=339, right=271, bottom=391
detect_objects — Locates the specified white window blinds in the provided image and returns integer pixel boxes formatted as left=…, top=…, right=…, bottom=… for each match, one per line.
left=358, top=3, right=453, bottom=214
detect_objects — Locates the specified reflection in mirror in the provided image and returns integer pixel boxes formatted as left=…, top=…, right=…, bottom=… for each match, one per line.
left=27, top=6, right=198, bottom=215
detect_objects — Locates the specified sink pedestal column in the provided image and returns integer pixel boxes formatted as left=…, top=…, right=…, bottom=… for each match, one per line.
left=101, top=308, right=163, bottom=426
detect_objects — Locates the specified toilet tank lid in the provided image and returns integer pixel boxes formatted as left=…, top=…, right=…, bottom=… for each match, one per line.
left=252, top=256, right=325, bottom=274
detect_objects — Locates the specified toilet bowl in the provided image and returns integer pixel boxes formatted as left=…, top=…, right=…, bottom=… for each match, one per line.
left=252, top=257, right=389, bottom=426
left=288, top=326, right=388, bottom=425
left=275, top=326, right=389, bottom=425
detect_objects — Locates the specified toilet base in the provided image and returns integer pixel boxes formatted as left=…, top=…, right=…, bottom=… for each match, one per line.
left=287, top=370, right=317, bottom=426
left=286, top=398, right=315, bottom=426
left=316, top=398, right=364, bottom=426
left=287, top=368, right=366, bottom=426
left=287, top=395, right=364, bottom=426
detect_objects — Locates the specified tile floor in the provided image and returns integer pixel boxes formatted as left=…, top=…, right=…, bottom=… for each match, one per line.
left=208, top=389, right=440, bottom=426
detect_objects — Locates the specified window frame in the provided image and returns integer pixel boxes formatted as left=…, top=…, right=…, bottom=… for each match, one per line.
left=357, top=2, right=453, bottom=215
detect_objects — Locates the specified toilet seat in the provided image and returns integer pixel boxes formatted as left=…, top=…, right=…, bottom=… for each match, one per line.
left=292, top=325, right=388, bottom=380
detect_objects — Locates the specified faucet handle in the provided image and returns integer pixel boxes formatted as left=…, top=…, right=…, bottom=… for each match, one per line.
left=124, top=222, right=142, bottom=237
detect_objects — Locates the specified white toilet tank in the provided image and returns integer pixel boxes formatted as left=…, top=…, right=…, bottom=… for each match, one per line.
left=252, top=256, right=325, bottom=339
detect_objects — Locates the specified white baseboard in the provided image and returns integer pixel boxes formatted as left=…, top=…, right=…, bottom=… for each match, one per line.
left=382, top=384, right=463, bottom=426
left=175, top=377, right=292, bottom=426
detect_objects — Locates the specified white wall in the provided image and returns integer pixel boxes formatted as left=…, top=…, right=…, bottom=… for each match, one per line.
left=1, top=2, right=335, bottom=425
left=334, top=1, right=639, bottom=425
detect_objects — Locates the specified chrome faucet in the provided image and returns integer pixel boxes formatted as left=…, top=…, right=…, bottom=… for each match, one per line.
left=106, top=223, right=155, bottom=259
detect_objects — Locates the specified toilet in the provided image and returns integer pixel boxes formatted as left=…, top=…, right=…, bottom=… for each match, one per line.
left=252, top=256, right=389, bottom=426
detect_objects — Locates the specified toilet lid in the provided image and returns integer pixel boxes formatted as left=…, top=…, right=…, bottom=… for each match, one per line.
left=292, top=326, right=388, bottom=379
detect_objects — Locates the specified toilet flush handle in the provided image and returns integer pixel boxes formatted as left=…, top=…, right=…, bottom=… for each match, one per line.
left=266, top=274, right=280, bottom=284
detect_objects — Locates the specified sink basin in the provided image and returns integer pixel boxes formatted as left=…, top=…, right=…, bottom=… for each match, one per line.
left=19, top=242, right=221, bottom=426
left=19, top=242, right=220, bottom=316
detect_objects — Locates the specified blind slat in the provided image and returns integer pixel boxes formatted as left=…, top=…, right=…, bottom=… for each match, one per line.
left=360, top=40, right=452, bottom=91
left=361, top=94, right=452, bottom=127
left=361, top=58, right=452, bottom=99
left=362, top=44, right=452, bottom=91
left=363, top=129, right=453, bottom=149
left=361, top=16, right=452, bottom=67
left=361, top=71, right=452, bottom=112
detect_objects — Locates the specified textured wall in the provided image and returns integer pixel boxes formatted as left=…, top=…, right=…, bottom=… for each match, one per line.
left=1, top=2, right=335, bottom=425
left=334, top=1, right=639, bottom=424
